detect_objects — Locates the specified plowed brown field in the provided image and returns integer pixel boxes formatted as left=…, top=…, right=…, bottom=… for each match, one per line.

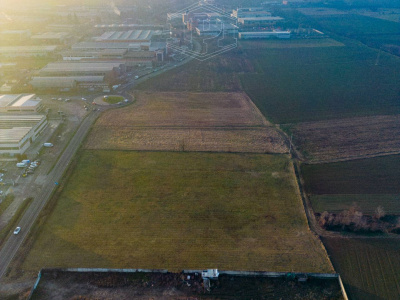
left=291, top=114, right=400, bottom=162
left=86, top=92, right=287, bottom=153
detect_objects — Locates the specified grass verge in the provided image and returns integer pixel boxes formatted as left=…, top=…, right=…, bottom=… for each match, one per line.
left=0, top=197, right=33, bottom=248
left=0, top=194, right=15, bottom=216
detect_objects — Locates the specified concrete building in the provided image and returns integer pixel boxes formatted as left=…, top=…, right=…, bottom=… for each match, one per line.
left=232, top=8, right=270, bottom=18
left=195, top=22, right=238, bottom=36
left=39, top=62, right=126, bottom=77
left=239, top=31, right=291, bottom=39
left=95, top=30, right=161, bottom=43
left=0, top=94, right=43, bottom=113
left=72, top=41, right=151, bottom=51
left=30, top=77, right=77, bottom=90
left=61, top=49, right=128, bottom=61
left=0, top=30, right=31, bottom=41
left=238, top=16, right=283, bottom=26
left=31, top=32, right=71, bottom=44
left=0, top=46, right=58, bottom=58
left=0, top=114, right=48, bottom=155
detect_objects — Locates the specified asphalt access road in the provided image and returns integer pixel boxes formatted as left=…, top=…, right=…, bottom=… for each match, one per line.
left=0, top=109, right=102, bottom=279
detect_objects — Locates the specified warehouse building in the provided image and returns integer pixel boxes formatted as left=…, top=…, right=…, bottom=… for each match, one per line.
left=61, top=49, right=128, bottom=61
left=195, top=22, right=238, bottom=36
left=30, top=76, right=107, bottom=90
left=72, top=41, right=151, bottom=51
left=239, top=31, right=291, bottom=39
left=95, top=30, right=162, bottom=43
left=232, top=8, right=271, bottom=18
left=0, top=30, right=31, bottom=41
left=0, top=114, right=48, bottom=155
left=238, top=16, right=283, bottom=26
left=30, top=77, right=77, bottom=90
left=39, top=61, right=126, bottom=77
left=0, top=45, right=58, bottom=58
left=31, top=32, right=72, bottom=44
left=0, top=94, right=43, bottom=113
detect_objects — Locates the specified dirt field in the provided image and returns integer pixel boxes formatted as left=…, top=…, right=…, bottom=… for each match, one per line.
left=136, top=54, right=252, bottom=92
left=31, top=270, right=343, bottom=300
left=15, top=152, right=333, bottom=276
left=322, top=237, right=400, bottom=300
left=290, top=114, right=400, bottom=162
left=85, top=92, right=287, bottom=153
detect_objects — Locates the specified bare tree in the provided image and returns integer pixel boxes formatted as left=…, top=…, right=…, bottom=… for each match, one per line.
left=374, top=206, right=386, bottom=220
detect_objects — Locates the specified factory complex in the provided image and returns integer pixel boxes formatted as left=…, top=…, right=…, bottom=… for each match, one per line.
left=28, top=29, right=167, bottom=91
left=173, top=6, right=289, bottom=40
left=0, top=113, right=47, bottom=156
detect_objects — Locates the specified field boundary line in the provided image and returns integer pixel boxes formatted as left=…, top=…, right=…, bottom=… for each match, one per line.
left=290, top=160, right=335, bottom=273
left=302, top=150, right=400, bottom=165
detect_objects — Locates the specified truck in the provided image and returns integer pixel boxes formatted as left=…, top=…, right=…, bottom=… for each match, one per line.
left=43, top=143, right=54, bottom=147
left=21, top=160, right=30, bottom=164
left=16, top=162, right=27, bottom=168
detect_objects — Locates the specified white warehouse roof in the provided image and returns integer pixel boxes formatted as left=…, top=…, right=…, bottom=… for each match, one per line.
left=0, top=94, right=41, bottom=108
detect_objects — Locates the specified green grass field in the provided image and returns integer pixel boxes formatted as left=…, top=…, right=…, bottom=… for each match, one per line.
left=240, top=44, right=400, bottom=123
left=314, top=14, right=400, bottom=36
left=322, top=237, right=400, bottom=300
left=20, top=151, right=332, bottom=274
left=138, top=34, right=400, bottom=124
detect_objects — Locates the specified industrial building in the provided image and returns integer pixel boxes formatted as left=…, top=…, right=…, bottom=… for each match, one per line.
left=0, top=46, right=58, bottom=58
left=238, top=16, right=283, bottom=26
left=30, top=77, right=77, bottom=90
left=195, top=22, right=238, bottom=36
left=34, top=61, right=125, bottom=90
left=30, top=76, right=107, bottom=90
left=0, top=94, right=43, bottom=113
left=61, top=49, right=128, bottom=61
left=39, top=61, right=126, bottom=77
left=0, top=114, right=48, bottom=155
left=95, top=30, right=161, bottom=43
left=0, top=30, right=31, bottom=41
left=232, top=8, right=271, bottom=18
left=239, top=31, right=291, bottom=39
left=31, top=32, right=71, bottom=44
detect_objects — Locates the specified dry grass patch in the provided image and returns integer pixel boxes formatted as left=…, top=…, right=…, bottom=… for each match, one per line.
left=86, top=92, right=287, bottom=153
left=19, top=151, right=332, bottom=274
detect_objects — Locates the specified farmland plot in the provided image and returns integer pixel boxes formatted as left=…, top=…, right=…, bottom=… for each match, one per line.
left=85, top=92, right=287, bottom=153
left=136, top=53, right=253, bottom=92
left=289, top=114, right=400, bottom=162
left=323, top=237, right=400, bottom=300
left=19, top=152, right=333, bottom=274
left=301, top=155, right=400, bottom=195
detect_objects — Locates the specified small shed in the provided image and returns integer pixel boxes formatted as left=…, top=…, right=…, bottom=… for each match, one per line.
left=201, top=269, right=219, bottom=279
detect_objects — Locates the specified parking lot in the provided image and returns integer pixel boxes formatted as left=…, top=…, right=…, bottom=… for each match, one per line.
left=0, top=94, right=96, bottom=232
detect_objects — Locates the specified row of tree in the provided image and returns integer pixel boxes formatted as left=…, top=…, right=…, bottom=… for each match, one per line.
left=317, top=205, right=400, bottom=234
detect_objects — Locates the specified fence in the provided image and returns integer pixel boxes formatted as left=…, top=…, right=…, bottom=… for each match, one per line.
left=28, top=268, right=348, bottom=300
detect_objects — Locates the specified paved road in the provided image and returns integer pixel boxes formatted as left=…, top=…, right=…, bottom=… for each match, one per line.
left=0, top=51, right=195, bottom=280
left=0, top=109, right=101, bottom=279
